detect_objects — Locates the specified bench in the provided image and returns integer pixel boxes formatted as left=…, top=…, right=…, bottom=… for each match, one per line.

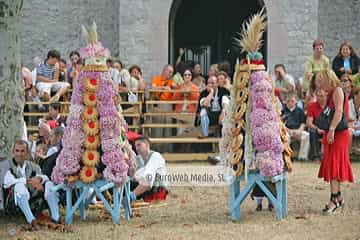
left=24, top=98, right=143, bottom=134
left=230, top=171, right=288, bottom=221
left=149, top=137, right=219, bottom=144
left=51, top=179, right=132, bottom=225
left=162, top=153, right=219, bottom=162
left=149, top=137, right=220, bottom=162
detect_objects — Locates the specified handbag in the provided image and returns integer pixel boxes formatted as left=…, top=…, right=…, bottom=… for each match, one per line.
left=128, top=90, right=138, bottom=103
left=316, top=94, right=348, bottom=131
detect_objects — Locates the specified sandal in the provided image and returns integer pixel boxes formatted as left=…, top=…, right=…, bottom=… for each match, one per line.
left=337, top=191, right=345, bottom=208
left=322, top=193, right=338, bottom=214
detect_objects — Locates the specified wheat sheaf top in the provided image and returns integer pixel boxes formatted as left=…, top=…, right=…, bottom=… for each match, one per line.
left=80, top=22, right=110, bottom=71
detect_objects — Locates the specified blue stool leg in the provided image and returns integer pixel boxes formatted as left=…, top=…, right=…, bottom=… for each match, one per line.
left=124, top=180, right=132, bottom=219
left=80, top=187, right=89, bottom=221
left=230, top=179, right=240, bottom=221
left=282, top=176, right=288, bottom=217
left=112, top=186, right=120, bottom=224
left=275, top=180, right=283, bottom=220
left=65, top=188, right=73, bottom=225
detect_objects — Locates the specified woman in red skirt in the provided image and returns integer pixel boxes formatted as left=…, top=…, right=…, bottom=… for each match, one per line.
left=315, top=69, right=354, bottom=214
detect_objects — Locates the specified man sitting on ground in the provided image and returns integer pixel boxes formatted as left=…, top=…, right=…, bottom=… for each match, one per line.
left=3, top=140, right=60, bottom=230
left=129, top=137, right=168, bottom=203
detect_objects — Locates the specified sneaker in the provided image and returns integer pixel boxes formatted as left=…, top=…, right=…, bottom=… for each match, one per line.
left=268, top=203, right=274, bottom=211
left=256, top=204, right=262, bottom=211
left=50, top=94, right=60, bottom=103
left=207, top=156, right=219, bottom=165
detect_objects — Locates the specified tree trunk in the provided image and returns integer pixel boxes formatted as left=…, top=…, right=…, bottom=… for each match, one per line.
left=0, top=0, right=23, bottom=210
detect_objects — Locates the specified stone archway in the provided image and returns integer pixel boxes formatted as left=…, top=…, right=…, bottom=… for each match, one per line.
left=169, top=0, right=267, bottom=74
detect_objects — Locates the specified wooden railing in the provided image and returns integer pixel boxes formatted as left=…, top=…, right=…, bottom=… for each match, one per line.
left=24, top=89, right=219, bottom=161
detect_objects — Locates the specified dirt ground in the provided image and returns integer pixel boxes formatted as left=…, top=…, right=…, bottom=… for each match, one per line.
left=1, top=162, right=360, bottom=240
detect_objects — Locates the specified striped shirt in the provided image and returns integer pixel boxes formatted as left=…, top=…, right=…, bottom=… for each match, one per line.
left=37, top=61, right=55, bottom=80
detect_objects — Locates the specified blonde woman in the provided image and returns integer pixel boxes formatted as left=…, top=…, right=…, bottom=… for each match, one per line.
left=315, top=69, right=354, bottom=214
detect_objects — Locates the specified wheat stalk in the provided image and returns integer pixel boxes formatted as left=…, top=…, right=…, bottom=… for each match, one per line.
left=234, top=8, right=267, bottom=53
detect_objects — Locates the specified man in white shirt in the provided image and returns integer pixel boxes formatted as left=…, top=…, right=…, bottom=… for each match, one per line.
left=130, top=137, right=168, bottom=202
left=3, top=140, right=60, bottom=230
left=195, top=76, right=230, bottom=138
left=273, top=64, right=295, bottom=103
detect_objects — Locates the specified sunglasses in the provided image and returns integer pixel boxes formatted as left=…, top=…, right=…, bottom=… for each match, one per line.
left=184, top=73, right=192, bottom=77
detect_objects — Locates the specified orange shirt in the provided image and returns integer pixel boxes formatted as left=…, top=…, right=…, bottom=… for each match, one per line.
left=151, top=75, right=174, bottom=100
left=172, top=83, right=199, bottom=112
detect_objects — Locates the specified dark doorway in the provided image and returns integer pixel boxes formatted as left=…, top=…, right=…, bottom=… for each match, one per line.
left=169, top=0, right=266, bottom=76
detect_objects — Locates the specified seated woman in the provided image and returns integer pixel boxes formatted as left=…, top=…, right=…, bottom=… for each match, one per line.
left=125, top=65, right=146, bottom=92
left=217, top=71, right=232, bottom=91
left=332, top=41, right=360, bottom=78
left=172, top=68, right=200, bottom=113
left=172, top=69, right=200, bottom=135
left=340, top=74, right=354, bottom=97
left=303, top=40, right=330, bottom=108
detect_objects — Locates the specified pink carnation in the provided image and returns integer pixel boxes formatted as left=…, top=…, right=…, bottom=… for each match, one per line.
left=102, top=159, right=129, bottom=185
left=70, top=81, right=85, bottom=105
left=101, top=149, right=124, bottom=165
left=66, top=117, right=82, bottom=130
left=251, top=80, right=272, bottom=95
left=97, top=81, right=115, bottom=102
left=249, top=70, right=284, bottom=177
left=80, top=42, right=110, bottom=59
left=251, top=71, right=269, bottom=85
left=250, top=109, right=278, bottom=127
left=101, top=139, right=121, bottom=153
left=256, top=151, right=284, bottom=177
left=51, top=166, right=66, bottom=184
left=97, top=102, right=118, bottom=117
left=55, top=151, right=81, bottom=175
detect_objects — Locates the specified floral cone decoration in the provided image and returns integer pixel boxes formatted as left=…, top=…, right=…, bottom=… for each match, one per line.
left=52, top=22, right=136, bottom=185
left=220, top=8, right=292, bottom=178
left=249, top=71, right=284, bottom=176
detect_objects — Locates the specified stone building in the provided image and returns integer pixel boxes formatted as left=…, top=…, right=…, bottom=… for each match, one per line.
left=20, top=0, right=360, bottom=81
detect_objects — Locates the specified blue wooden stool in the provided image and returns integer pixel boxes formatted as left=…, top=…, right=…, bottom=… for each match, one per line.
left=51, top=179, right=132, bottom=224
left=230, top=171, right=288, bottom=221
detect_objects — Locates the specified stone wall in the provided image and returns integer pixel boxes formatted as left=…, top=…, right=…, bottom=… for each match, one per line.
left=265, top=0, right=319, bottom=80
left=118, top=0, right=320, bottom=81
left=318, top=0, right=360, bottom=63
left=20, top=0, right=119, bottom=67
left=18, top=0, right=360, bottom=82
left=119, top=0, right=172, bottom=81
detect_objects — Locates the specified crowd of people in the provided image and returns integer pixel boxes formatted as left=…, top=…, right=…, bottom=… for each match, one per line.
left=20, top=41, right=360, bottom=162
left=10, top=38, right=358, bottom=226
